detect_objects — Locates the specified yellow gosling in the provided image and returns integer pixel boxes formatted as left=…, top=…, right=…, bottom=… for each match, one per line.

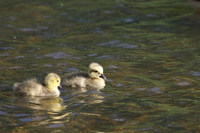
left=62, top=62, right=106, bottom=89
left=13, top=73, right=62, bottom=96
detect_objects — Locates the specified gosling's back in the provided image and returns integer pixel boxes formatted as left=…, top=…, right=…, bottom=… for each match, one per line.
left=62, top=72, right=89, bottom=88
left=13, top=79, right=47, bottom=96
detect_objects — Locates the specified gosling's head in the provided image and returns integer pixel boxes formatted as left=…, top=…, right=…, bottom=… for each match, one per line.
left=44, top=73, right=62, bottom=90
left=88, top=62, right=106, bottom=80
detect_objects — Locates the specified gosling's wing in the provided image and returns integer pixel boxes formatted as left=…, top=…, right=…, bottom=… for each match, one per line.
left=62, top=72, right=89, bottom=87
left=13, top=79, right=42, bottom=95
left=64, top=72, right=89, bottom=79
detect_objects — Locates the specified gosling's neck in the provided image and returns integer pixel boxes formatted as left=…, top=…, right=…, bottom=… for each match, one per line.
left=46, top=86, right=60, bottom=96
left=47, top=85, right=58, bottom=90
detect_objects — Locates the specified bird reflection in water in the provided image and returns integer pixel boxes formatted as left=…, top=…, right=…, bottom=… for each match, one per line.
left=13, top=95, right=66, bottom=112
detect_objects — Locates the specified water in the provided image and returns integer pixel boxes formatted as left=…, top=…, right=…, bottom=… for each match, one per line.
left=0, top=0, right=200, bottom=132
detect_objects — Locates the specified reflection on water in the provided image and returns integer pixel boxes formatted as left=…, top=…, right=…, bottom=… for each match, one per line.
left=13, top=95, right=65, bottom=112
left=0, top=0, right=200, bottom=132
left=66, top=90, right=105, bottom=104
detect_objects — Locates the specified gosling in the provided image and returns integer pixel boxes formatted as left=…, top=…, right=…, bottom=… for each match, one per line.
left=62, top=62, right=106, bottom=89
left=13, top=73, right=62, bottom=96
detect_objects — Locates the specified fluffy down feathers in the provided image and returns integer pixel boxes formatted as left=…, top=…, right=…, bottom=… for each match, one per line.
left=13, top=73, right=61, bottom=96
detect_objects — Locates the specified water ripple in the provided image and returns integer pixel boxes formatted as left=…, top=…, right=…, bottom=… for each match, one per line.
left=45, top=52, right=81, bottom=59
left=97, top=40, right=138, bottom=49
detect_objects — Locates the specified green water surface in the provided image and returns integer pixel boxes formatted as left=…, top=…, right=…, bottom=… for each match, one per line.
left=0, top=0, right=200, bottom=132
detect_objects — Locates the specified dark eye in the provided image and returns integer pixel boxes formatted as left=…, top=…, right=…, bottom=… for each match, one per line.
left=57, top=80, right=59, bottom=82
left=94, top=70, right=98, bottom=73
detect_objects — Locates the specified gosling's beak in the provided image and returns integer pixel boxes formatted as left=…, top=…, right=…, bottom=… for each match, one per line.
left=58, top=84, right=62, bottom=89
left=100, top=74, right=106, bottom=80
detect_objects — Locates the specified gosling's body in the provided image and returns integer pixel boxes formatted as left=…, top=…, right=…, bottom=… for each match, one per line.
left=13, top=73, right=61, bottom=97
left=62, top=62, right=106, bottom=89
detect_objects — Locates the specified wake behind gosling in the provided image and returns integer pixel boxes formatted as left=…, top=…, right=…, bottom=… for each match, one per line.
left=13, top=73, right=62, bottom=97
left=62, top=62, right=106, bottom=89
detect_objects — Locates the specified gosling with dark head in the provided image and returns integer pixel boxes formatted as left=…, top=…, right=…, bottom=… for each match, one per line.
left=62, top=62, right=106, bottom=89
left=13, top=73, right=62, bottom=96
